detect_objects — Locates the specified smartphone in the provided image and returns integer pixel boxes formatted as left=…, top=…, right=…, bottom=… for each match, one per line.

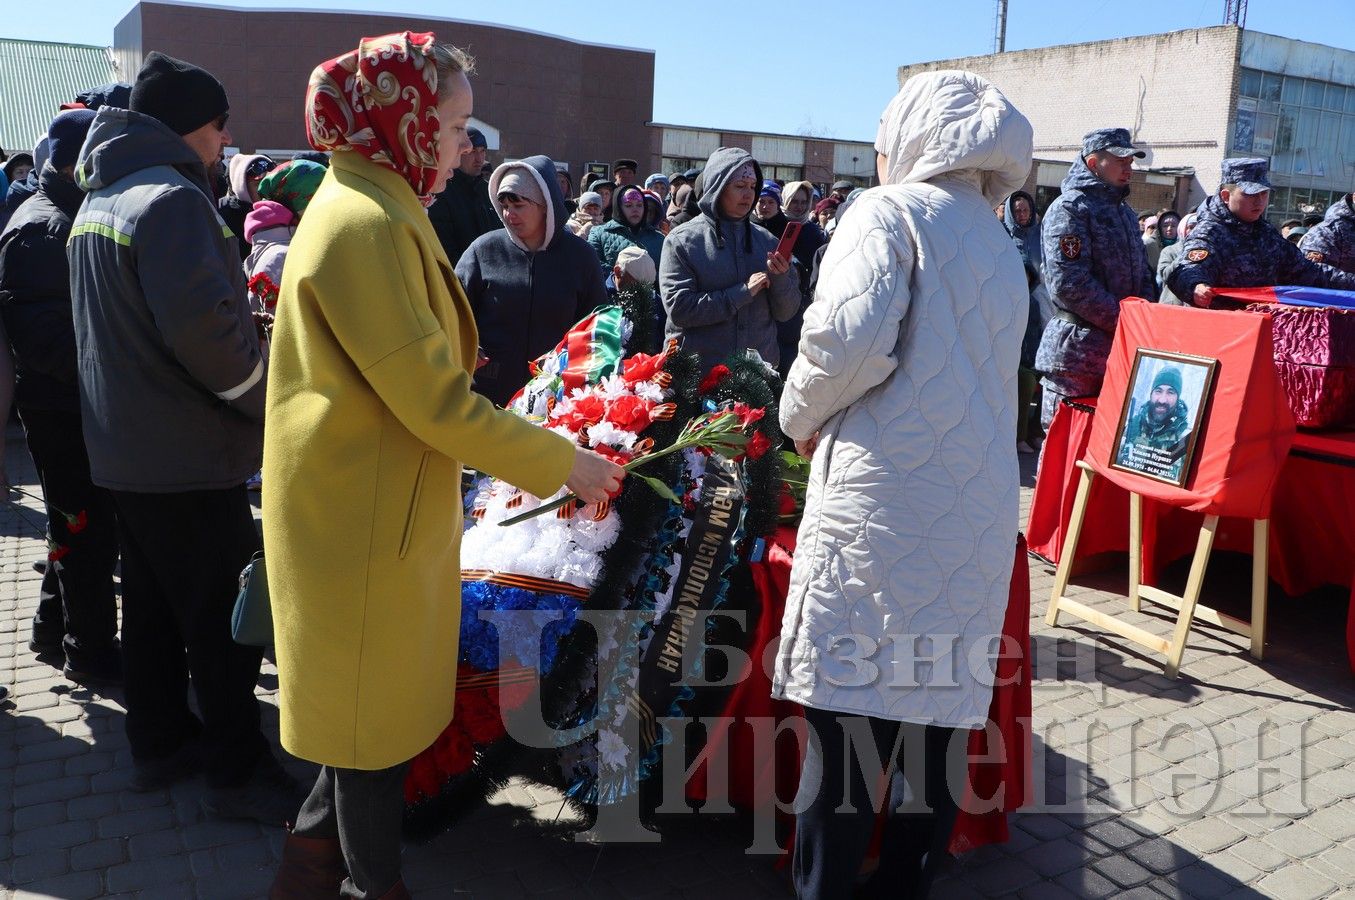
left=774, top=220, right=803, bottom=264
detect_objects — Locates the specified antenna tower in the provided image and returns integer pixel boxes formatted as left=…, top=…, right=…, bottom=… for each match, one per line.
left=1224, top=0, right=1248, bottom=27
left=994, top=0, right=1009, bottom=53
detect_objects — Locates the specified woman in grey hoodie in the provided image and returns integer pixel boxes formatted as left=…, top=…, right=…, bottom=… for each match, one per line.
left=658, top=147, right=799, bottom=373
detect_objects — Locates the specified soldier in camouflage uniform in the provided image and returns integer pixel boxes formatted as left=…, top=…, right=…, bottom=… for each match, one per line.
left=1299, top=190, right=1355, bottom=274
left=1166, top=159, right=1355, bottom=306
left=1117, top=366, right=1190, bottom=479
left=1034, top=128, right=1156, bottom=429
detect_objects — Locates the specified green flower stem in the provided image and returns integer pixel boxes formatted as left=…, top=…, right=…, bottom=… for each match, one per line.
left=498, top=419, right=745, bottom=527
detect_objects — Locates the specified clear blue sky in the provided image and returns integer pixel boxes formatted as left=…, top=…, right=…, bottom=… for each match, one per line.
left=7, top=0, right=1355, bottom=140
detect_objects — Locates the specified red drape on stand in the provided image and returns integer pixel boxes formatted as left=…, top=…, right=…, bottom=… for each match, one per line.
left=1028, top=398, right=1355, bottom=673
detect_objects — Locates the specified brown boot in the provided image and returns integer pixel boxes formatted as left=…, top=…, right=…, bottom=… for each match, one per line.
left=376, top=879, right=411, bottom=899
left=269, top=833, right=345, bottom=898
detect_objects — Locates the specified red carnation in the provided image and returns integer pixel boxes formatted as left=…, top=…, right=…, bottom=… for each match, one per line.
left=604, top=395, right=653, bottom=432
left=747, top=430, right=772, bottom=461
left=66, top=510, right=88, bottom=535
left=567, top=394, right=608, bottom=428
left=622, top=352, right=667, bottom=384
left=48, top=544, right=71, bottom=563
left=699, top=365, right=731, bottom=394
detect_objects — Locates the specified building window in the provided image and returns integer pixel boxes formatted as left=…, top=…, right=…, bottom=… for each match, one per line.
left=662, top=157, right=705, bottom=177
left=763, top=164, right=804, bottom=184
left=1233, top=67, right=1355, bottom=225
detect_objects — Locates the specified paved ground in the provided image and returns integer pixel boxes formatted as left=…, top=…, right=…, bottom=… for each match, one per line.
left=3, top=428, right=1355, bottom=898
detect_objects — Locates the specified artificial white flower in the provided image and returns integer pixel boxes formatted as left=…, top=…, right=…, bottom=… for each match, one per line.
left=597, top=728, right=629, bottom=772
left=633, top=379, right=666, bottom=403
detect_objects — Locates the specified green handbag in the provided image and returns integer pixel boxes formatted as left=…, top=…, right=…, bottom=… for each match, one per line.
left=231, top=550, right=273, bottom=647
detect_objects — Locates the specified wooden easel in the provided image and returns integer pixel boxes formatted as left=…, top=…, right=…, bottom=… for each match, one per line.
left=1044, top=461, right=1268, bottom=678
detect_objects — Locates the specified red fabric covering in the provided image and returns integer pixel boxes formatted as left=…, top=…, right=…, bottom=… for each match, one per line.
left=690, top=527, right=1032, bottom=857
left=1086, top=300, right=1295, bottom=518
left=1029, top=399, right=1355, bottom=673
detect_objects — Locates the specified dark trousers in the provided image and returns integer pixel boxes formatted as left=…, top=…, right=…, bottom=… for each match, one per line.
left=20, top=408, right=120, bottom=665
left=794, top=706, right=966, bottom=900
left=295, top=763, right=410, bottom=898
left=109, top=486, right=266, bottom=787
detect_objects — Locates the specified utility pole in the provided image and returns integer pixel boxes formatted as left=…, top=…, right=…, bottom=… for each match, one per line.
left=1223, top=0, right=1248, bottom=27
left=994, top=0, right=1009, bottom=53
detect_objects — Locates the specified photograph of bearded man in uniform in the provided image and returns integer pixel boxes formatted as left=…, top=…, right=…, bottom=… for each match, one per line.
left=1112, top=350, right=1218, bottom=487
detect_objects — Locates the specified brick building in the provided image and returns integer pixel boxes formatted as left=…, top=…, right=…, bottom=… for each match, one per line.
left=898, top=25, right=1355, bottom=223
left=113, top=0, right=659, bottom=190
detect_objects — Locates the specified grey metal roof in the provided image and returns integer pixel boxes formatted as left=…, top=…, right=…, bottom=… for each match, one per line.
left=0, top=38, right=116, bottom=161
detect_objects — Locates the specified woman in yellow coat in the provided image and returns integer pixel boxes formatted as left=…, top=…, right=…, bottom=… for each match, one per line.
left=263, top=34, right=623, bottom=898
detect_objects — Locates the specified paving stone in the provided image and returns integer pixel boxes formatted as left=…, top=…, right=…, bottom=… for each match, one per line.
left=69, top=837, right=127, bottom=871
left=11, top=771, right=90, bottom=806
left=1172, top=816, right=1248, bottom=854
left=180, top=818, right=263, bottom=850
left=213, top=838, right=272, bottom=870
left=1015, top=814, right=1073, bottom=841
left=965, top=857, right=1042, bottom=897
left=10, top=870, right=105, bottom=899
left=14, top=758, right=65, bottom=786
left=1125, top=835, right=1192, bottom=876
left=105, top=854, right=192, bottom=892
left=1261, top=822, right=1333, bottom=860
left=1301, top=804, right=1355, bottom=842
left=1054, top=866, right=1122, bottom=899
left=1162, top=861, right=1243, bottom=899
left=13, top=799, right=67, bottom=830
left=1020, top=836, right=1090, bottom=877
left=9, top=848, right=71, bottom=884
left=66, top=791, right=120, bottom=821
left=1091, top=854, right=1154, bottom=888
left=1256, top=865, right=1337, bottom=900
left=96, top=806, right=175, bottom=839
left=128, top=828, right=184, bottom=861
left=11, top=819, right=93, bottom=855
left=1226, top=836, right=1292, bottom=874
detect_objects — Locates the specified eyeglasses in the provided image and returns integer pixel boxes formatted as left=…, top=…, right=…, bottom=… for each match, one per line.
left=214, top=112, right=230, bottom=131
left=245, top=157, right=273, bottom=178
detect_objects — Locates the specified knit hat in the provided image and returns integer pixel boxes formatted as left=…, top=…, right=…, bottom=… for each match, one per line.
left=259, top=159, right=327, bottom=217
left=578, top=191, right=604, bottom=211
left=47, top=109, right=97, bottom=170
left=466, top=127, right=488, bottom=149
left=1153, top=367, right=1183, bottom=396
left=497, top=167, right=545, bottom=206
left=614, top=245, right=656, bottom=284
left=644, top=173, right=669, bottom=188
left=130, top=51, right=229, bottom=136
left=759, top=180, right=782, bottom=201
left=813, top=196, right=841, bottom=216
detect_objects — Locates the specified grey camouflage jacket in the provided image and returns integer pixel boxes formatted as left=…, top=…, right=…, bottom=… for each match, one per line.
left=1298, top=194, right=1355, bottom=274
left=1166, top=194, right=1355, bottom=302
left=1033, top=157, right=1155, bottom=397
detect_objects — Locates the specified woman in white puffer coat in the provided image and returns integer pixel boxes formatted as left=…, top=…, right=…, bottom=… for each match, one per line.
left=774, top=70, right=1032, bottom=899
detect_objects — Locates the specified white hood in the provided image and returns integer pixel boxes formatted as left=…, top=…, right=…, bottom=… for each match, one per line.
left=874, top=70, right=1032, bottom=206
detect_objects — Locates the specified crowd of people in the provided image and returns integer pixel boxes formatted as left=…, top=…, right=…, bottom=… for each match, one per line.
left=2, top=22, right=1355, bottom=900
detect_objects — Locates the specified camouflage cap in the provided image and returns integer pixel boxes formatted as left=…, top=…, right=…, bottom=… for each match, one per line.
left=1081, top=127, right=1145, bottom=159
left=1220, top=157, right=1271, bottom=195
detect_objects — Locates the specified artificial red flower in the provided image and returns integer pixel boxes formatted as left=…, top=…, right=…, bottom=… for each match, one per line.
left=592, top=444, right=634, bottom=466
left=247, top=272, right=280, bottom=309
left=731, top=402, right=765, bottom=429
left=746, top=430, right=772, bottom=461
left=622, top=351, right=667, bottom=384
left=567, top=394, right=607, bottom=428
left=65, top=510, right=88, bottom=535
left=699, top=365, right=731, bottom=394
left=48, top=544, right=71, bottom=563
left=604, top=395, right=653, bottom=432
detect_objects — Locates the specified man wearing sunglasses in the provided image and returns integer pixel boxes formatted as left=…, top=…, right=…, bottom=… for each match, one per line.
left=69, top=52, right=300, bottom=826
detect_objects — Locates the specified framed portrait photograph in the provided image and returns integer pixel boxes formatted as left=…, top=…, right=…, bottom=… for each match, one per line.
left=1110, top=349, right=1219, bottom=487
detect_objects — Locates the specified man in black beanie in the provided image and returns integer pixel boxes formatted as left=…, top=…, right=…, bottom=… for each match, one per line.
left=68, top=51, right=300, bottom=827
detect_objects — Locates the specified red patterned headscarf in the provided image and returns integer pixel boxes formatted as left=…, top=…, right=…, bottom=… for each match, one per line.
left=305, top=31, right=443, bottom=205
